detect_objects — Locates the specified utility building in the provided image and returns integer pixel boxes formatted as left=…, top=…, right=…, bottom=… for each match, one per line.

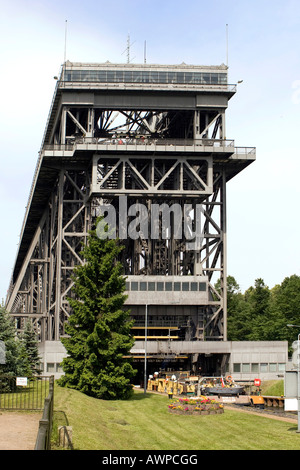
left=6, top=61, right=259, bottom=379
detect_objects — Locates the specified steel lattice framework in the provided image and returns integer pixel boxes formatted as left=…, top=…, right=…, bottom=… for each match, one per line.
left=6, top=62, right=255, bottom=370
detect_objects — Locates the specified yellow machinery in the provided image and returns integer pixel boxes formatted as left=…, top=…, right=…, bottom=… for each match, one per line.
left=147, top=377, right=197, bottom=396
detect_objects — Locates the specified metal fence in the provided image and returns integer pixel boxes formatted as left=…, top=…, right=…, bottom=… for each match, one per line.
left=0, top=375, right=52, bottom=410
left=35, top=376, right=55, bottom=450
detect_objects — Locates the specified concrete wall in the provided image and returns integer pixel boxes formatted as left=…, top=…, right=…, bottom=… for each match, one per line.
left=39, top=339, right=289, bottom=381
left=38, top=341, right=67, bottom=380
left=229, top=341, right=288, bottom=381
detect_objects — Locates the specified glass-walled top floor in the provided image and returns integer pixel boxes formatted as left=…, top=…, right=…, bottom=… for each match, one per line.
left=62, top=66, right=227, bottom=86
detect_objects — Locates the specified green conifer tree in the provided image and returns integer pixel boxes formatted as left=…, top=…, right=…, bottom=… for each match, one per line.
left=58, top=220, right=136, bottom=399
left=0, top=306, right=31, bottom=377
left=20, top=321, right=41, bottom=376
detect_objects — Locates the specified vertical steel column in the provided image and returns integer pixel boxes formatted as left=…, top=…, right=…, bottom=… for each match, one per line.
left=54, top=171, right=64, bottom=340
left=221, top=170, right=227, bottom=341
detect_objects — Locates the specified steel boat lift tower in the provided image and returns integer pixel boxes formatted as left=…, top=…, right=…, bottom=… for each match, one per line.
left=6, top=62, right=255, bottom=375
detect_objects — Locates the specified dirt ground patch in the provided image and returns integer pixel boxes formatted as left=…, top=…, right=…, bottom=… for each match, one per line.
left=0, top=411, right=41, bottom=450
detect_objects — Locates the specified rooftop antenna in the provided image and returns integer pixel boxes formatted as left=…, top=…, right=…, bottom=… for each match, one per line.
left=64, top=19, right=68, bottom=63
left=226, top=24, right=229, bottom=67
left=122, top=33, right=135, bottom=63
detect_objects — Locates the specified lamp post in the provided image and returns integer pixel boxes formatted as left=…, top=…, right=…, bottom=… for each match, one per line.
left=144, top=304, right=148, bottom=394
left=287, top=324, right=300, bottom=432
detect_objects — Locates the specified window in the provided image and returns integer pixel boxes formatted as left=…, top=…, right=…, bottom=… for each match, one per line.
left=158, top=72, right=167, bottom=83
left=193, top=73, right=202, bottom=84
left=260, top=363, right=268, bottom=373
left=174, top=282, right=181, bottom=291
left=199, top=283, right=206, bottom=291
left=242, top=363, right=250, bottom=373
left=233, top=363, right=241, bottom=372
left=278, top=363, right=286, bottom=372
left=140, top=282, right=147, bottom=291
left=142, top=71, right=150, bottom=83
left=150, top=72, right=158, bottom=83
left=176, top=72, right=184, bottom=83
left=191, top=282, right=197, bottom=291
left=165, top=282, right=172, bottom=291
left=107, top=71, right=115, bottom=82
left=157, top=282, right=164, bottom=291
left=123, top=71, right=132, bottom=82
left=251, top=363, right=259, bottom=373
left=115, top=71, right=124, bottom=82
left=168, top=72, right=176, bottom=83
left=72, top=71, right=81, bottom=81
left=47, top=363, right=55, bottom=373
left=148, top=282, right=155, bottom=291
left=182, top=282, right=189, bottom=291
left=131, top=282, right=138, bottom=291
left=269, top=363, right=277, bottom=372
left=98, top=72, right=107, bottom=82
left=65, top=68, right=227, bottom=86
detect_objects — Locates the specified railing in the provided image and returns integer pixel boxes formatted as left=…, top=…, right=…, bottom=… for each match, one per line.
left=0, top=375, right=52, bottom=410
left=234, top=146, right=256, bottom=155
left=43, top=137, right=235, bottom=152
left=58, top=425, right=74, bottom=450
left=42, top=137, right=256, bottom=158
left=34, top=376, right=54, bottom=450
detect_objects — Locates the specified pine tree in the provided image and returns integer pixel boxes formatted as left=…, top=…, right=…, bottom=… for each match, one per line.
left=58, top=220, right=136, bottom=400
left=20, top=321, right=41, bottom=376
left=0, top=306, right=31, bottom=377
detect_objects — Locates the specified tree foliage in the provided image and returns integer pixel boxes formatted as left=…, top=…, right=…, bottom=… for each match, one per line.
left=223, top=274, right=300, bottom=349
left=0, top=306, right=31, bottom=376
left=20, top=321, right=41, bottom=376
left=58, top=221, right=136, bottom=400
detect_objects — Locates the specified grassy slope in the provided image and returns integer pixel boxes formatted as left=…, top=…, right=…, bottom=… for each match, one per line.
left=52, top=383, right=300, bottom=451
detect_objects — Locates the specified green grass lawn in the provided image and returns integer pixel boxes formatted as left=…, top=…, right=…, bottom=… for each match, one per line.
left=52, top=383, right=300, bottom=451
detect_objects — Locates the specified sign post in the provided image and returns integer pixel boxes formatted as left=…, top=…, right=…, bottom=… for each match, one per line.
left=254, top=378, right=261, bottom=387
left=287, top=325, right=300, bottom=433
left=16, top=377, right=28, bottom=387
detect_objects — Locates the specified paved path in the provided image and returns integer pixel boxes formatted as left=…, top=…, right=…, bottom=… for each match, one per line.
left=0, top=411, right=41, bottom=450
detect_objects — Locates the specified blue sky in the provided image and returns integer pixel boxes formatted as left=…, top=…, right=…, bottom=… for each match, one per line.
left=0, top=0, right=299, bottom=301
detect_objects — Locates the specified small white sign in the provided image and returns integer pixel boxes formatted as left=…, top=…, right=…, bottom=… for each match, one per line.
left=222, top=397, right=236, bottom=403
left=284, top=398, right=298, bottom=412
left=16, top=377, right=28, bottom=387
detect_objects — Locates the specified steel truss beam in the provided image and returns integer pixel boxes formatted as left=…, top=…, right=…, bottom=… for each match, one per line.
left=53, top=106, right=225, bottom=144
left=7, top=169, right=90, bottom=340
left=7, top=159, right=227, bottom=341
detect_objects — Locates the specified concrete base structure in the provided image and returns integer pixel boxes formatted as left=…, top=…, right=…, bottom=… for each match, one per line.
left=39, top=340, right=288, bottom=382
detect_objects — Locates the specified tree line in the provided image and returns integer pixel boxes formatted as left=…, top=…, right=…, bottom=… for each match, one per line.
left=222, top=274, right=300, bottom=349
left=0, top=306, right=41, bottom=377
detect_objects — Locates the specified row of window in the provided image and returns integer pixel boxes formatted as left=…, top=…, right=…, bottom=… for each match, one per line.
left=64, top=69, right=227, bottom=86
left=40, top=363, right=63, bottom=373
left=233, top=363, right=286, bottom=373
left=43, top=362, right=286, bottom=374
left=125, top=281, right=207, bottom=292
